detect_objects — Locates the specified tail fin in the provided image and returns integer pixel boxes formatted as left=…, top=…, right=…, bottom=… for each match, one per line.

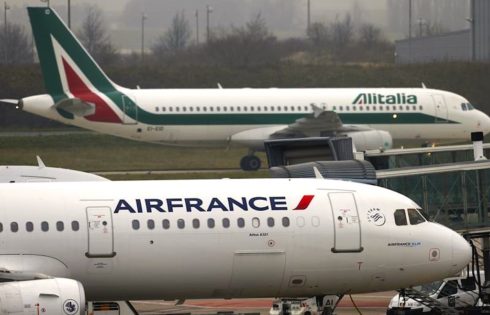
left=28, top=7, right=124, bottom=122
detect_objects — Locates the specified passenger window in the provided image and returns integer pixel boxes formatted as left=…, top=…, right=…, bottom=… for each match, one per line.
left=312, top=216, right=320, bottom=227
left=147, top=219, right=155, bottom=230
left=207, top=218, right=215, bottom=228
left=252, top=217, right=260, bottom=228
left=222, top=218, right=230, bottom=228
left=394, top=209, right=408, bottom=226
left=237, top=218, right=245, bottom=228
left=162, top=107, right=166, bottom=112
left=419, top=105, right=423, bottom=110
left=41, top=221, right=49, bottom=232
left=0, top=223, right=3, bottom=232
left=438, top=280, right=458, bottom=298
left=26, top=221, right=34, bottom=232
left=132, top=220, right=140, bottom=230
left=56, top=221, right=64, bottom=231
left=296, top=216, right=305, bottom=227
left=10, top=222, right=18, bottom=232
left=162, top=219, right=170, bottom=229
left=267, top=217, right=275, bottom=227
left=155, top=107, right=159, bottom=112
left=177, top=219, right=185, bottom=229
left=71, top=221, right=79, bottom=231
left=346, top=106, right=350, bottom=111
left=192, top=219, right=200, bottom=229
left=282, top=217, right=290, bottom=227
left=408, top=208, right=425, bottom=225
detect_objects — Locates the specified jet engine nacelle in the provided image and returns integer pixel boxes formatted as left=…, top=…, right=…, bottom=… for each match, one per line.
left=0, top=278, right=85, bottom=315
left=346, top=130, right=393, bottom=151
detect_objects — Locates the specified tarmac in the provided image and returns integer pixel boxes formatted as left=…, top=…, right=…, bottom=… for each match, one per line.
left=132, top=291, right=393, bottom=315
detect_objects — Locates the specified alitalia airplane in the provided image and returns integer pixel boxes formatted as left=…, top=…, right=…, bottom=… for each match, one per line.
left=0, top=173, right=472, bottom=314
left=3, top=7, right=490, bottom=170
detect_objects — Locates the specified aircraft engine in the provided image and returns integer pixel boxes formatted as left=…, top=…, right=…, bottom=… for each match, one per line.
left=0, top=278, right=85, bottom=315
left=345, top=130, right=393, bottom=151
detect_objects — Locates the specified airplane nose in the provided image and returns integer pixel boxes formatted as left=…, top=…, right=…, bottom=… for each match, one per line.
left=477, top=111, right=490, bottom=135
left=451, top=233, right=472, bottom=274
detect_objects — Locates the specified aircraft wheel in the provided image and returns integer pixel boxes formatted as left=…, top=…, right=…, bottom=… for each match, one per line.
left=240, top=155, right=261, bottom=171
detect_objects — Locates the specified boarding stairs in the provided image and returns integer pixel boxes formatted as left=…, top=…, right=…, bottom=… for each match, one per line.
left=398, top=288, right=461, bottom=315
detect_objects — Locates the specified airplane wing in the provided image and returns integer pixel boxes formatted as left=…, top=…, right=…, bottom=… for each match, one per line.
left=270, top=104, right=370, bottom=138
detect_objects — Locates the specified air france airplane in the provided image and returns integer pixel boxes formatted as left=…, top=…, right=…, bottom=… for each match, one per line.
left=4, top=7, right=490, bottom=170
left=0, top=176, right=471, bottom=314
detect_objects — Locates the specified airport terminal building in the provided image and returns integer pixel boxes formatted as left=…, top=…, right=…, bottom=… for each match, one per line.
left=395, top=0, right=490, bottom=63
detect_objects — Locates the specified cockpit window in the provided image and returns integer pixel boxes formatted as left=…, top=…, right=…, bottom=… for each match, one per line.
left=417, top=208, right=431, bottom=221
left=461, top=103, right=468, bottom=111
left=467, top=103, right=475, bottom=110
left=394, top=209, right=407, bottom=226
left=408, top=208, right=426, bottom=225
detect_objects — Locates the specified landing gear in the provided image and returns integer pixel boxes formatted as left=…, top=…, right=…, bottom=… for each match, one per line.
left=240, top=155, right=261, bottom=171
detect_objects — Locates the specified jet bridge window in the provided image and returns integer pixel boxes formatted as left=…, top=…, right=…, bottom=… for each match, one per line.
left=394, top=209, right=408, bottom=226
left=10, top=222, right=18, bottom=233
left=26, top=221, right=34, bottom=232
left=407, top=209, right=426, bottom=225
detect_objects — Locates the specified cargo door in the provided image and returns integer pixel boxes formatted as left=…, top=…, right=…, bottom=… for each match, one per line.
left=229, top=251, right=285, bottom=297
left=329, top=192, right=363, bottom=253
left=432, top=94, right=448, bottom=122
left=86, top=207, right=116, bottom=258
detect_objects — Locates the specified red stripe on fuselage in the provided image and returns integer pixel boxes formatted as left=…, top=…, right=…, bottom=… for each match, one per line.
left=62, top=58, right=122, bottom=123
left=293, top=195, right=315, bottom=210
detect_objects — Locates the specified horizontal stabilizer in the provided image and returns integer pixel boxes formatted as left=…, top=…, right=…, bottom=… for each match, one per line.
left=54, top=98, right=95, bottom=117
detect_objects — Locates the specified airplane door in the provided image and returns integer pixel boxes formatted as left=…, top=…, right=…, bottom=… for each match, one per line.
left=122, top=95, right=138, bottom=124
left=432, top=94, right=448, bottom=122
left=328, top=192, right=363, bottom=253
left=86, top=207, right=116, bottom=258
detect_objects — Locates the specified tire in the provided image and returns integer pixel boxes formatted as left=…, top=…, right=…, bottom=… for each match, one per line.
left=240, top=155, right=261, bottom=171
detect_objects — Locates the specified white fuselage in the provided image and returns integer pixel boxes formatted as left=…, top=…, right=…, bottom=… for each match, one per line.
left=22, top=88, right=490, bottom=150
left=0, top=178, right=471, bottom=301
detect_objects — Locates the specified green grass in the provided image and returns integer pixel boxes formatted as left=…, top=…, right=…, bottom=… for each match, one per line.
left=103, top=170, right=270, bottom=181
left=0, top=133, right=268, bottom=177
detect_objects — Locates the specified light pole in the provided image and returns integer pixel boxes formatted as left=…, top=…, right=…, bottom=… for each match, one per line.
left=408, top=0, right=412, bottom=63
left=67, top=0, right=71, bottom=29
left=4, top=1, right=8, bottom=64
left=206, top=5, right=213, bottom=42
left=141, top=13, right=147, bottom=62
left=307, top=0, right=310, bottom=33
left=195, top=9, right=199, bottom=45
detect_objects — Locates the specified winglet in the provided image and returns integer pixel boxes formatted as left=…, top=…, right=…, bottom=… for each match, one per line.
left=36, top=156, right=46, bottom=169
left=421, top=82, right=427, bottom=89
left=217, top=83, right=223, bottom=89
left=313, top=167, right=324, bottom=179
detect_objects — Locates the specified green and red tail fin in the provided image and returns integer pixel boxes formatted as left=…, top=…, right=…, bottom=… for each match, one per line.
left=28, top=7, right=124, bottom=122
